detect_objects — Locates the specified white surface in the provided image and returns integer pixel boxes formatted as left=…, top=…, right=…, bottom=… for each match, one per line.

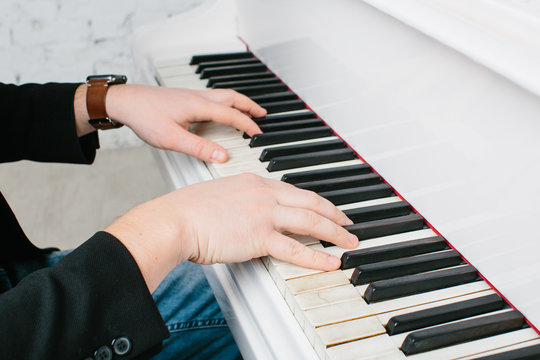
left=237, top=0, right=540, bottom=330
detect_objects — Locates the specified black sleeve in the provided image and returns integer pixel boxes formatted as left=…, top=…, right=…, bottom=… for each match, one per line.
left=0, top=82, right=99, bottom=164
left=0, top=232, right=170, bottom=359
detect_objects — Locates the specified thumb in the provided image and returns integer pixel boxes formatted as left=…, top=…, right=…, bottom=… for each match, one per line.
left=170, top=129, right=228, bottom=163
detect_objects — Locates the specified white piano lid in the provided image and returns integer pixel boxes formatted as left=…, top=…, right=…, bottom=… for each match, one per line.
left=238, top=0, right=540, bottom=330
left=366, top=0, right=540, bottom=100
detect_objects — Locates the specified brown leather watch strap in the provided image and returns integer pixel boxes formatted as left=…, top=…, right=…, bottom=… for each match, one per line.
left=86, top=79, right=109, bottom=119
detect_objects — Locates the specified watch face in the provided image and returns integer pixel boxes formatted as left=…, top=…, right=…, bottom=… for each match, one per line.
left=86, top=74, right=127, bottom=84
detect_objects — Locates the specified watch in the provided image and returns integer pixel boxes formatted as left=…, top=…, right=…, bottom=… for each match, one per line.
left=86, top=74, right=127, bottom=130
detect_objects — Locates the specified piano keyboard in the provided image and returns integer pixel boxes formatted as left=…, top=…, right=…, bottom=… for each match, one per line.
left=154, top=52, right=540, bottom=360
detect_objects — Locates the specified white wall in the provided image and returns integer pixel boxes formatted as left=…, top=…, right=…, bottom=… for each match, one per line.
left=0, top=0, right=205, bottom=147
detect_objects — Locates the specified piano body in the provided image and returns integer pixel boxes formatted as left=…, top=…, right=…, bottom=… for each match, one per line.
left=132, top=0, right=540, bottom=359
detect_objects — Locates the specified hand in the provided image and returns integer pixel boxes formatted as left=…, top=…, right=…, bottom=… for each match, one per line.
left=74, top=84, right=266, bottom=162
left=105, top=173, right=358, bottom=293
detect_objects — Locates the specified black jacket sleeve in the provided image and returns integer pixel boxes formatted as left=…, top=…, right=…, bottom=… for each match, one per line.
left=0, top=83, right=170, bottom=358
left=0, top=232, right=170, bottom=359
left=0, top=82, right=98, bottom=164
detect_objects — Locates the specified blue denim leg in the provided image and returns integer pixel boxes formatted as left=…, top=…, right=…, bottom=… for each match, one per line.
left=150, top=261, right=241, bottom=360
left=46, top=251, right=240, bottom=359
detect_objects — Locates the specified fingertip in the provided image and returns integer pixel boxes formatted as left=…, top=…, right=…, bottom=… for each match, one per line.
left=348, top=233, right=359, bottom=248
left=326, top=255, right=341, bottom=270
left=210, top=148, right=228, bottom=163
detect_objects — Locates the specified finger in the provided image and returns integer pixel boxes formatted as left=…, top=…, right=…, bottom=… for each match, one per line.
left=165, top=128, right=228, bottom=163
left=273, top=206, right=357, bottom=249
left=196, top=100, right=262, bottom=137
left=203, top=89, right=267, bottom=118
left=261, top=178, right=353, bottom=226
left=265, top=232, right=341, bottom=271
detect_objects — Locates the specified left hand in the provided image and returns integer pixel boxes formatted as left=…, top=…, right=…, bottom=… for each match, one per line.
left=75, top=84, right=266, bottom=163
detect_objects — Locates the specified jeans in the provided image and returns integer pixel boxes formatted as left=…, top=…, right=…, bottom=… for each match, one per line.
left=46, top=251, right=241, bottom=360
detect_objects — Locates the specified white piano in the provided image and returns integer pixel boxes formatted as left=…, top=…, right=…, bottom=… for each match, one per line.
left=132, top=0, right=540, bottom=359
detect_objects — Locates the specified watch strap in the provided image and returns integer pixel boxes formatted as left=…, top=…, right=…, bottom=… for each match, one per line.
left=86, top=79, right=109, bottom=119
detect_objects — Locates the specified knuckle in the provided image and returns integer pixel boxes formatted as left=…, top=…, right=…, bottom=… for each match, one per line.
left=238, top=172, right=260, bottom=182
left=287, top=240, right=303, bottom=259
left=306, top=210, right=322, bottom=227
left=307, top=190, right=322, bottom=207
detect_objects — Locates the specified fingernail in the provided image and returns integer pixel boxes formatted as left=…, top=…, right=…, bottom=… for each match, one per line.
left=345, top=217, right=354, bottom=225
left=328, top=255, right=341, bottom=268
left=210, top=149, right=226, bottom=162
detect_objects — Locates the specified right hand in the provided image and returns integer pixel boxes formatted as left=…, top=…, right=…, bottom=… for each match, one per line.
left=105, top=173, right=358, bottom=292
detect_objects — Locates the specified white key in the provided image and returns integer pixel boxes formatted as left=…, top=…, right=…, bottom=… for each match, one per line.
left=337, top=196, right=402, bottom=211
left=295, top=284, right=362, bottom=310
left=304, top=298, right=373, bottom=327
left=289, top=234, right=321, bottom=246
left=286, top=271, right=349, bottom=295
left=326, top=335, right=405, bottom=360
left=275, top=262, right=323, bottom=280
left=317, top=316, right=386, bottom=346
left=162, top=76, right=207, bottom=90
left=458, top=337, right=540, bottom=359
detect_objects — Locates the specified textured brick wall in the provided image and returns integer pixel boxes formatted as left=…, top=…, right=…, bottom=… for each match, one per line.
left=0, top=0, right=204, bottom=84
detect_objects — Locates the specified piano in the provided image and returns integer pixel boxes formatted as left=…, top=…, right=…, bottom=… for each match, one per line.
left=131, top=0, right=540, bottom=359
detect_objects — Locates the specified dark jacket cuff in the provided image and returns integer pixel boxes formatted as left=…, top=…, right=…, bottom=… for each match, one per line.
left=0, top=82, right=99, bottom=164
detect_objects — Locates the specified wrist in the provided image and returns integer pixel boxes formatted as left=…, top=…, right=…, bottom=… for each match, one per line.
left=104, top=194, right=195, bottom=293
left=73, top=84, right=95, bottom=137
left=104, top=83, right=131, bottom=127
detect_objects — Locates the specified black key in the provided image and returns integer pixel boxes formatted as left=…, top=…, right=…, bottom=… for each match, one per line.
left=260, top=139, right=345, bottom=162
left=259, top=99, right=307, bottom=114
left=243, top=118, right=324, bottom=138
left=267, top=148, right=356, bottom=172
left=190, top=51, right=254, bottom=65
left=259, top=119, right=325, bottom=133
left=473, top=343, right=540, bottom=360
left=195, top=58, right=261, bottom=73
left=386, top=293, right=505, bottom=335
left=200, top=63, right=267, bottom=79
left=340, top=236, right=448, bottom=269
left=333, top=213, right=424, bottom=250
left=213, top=77, right=281, bottom=89
left=250, top=91, right=298, bottom=104
left=254, top=112, right=317, bottom=126
left=401, top=310, right=525, bottom=355
left=364, top=265, right=479, bottom=303
left=243, top=119, right=326, bottom=139
left=281, top=163, right=372, bottom=184
left=350, top=250, right=463, bottom=284
left=343, top=201, right=412, bottom=223
left=207, top=72, right=275, bottom=87
left=249, top=126, right=332, bottom=147
left=319, top=183, right=394, bottom=206
left=295, top=173, right=381, bottom=192
left=233, top=83, right=289, bottom=96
